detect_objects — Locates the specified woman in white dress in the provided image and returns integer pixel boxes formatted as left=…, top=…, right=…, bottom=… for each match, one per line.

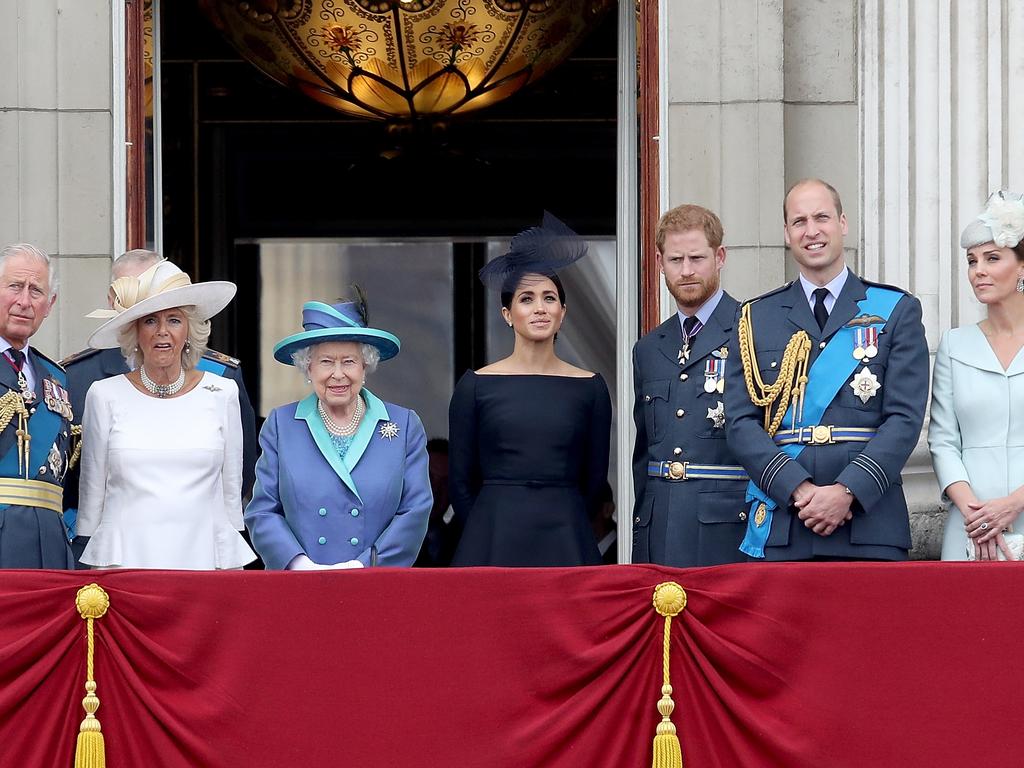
left=929, top=191, right=1024, bottom=561
left=76, top=259, right=255, bottom=569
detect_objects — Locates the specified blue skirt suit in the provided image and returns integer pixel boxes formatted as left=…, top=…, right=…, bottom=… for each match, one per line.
left=244, top=388, right=431, bottom=568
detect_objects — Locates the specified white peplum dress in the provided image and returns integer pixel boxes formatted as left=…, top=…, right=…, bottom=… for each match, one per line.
left=77, top=371, right=256, bottom=569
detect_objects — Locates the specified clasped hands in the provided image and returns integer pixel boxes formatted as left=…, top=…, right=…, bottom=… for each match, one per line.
left=963, top=493, right=1022, bottom=561
left=793, top=481, right=853, bottom=537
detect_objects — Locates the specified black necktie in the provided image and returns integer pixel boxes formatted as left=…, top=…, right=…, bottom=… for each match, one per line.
left=6, top=348, right=24, bottom=371
left=682, top=315, right=700, bottom=340
left=812, top=288, right=830, bottom=330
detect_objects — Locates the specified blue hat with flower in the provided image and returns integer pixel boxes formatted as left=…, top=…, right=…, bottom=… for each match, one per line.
left=273, top=298, right=400, bottom=365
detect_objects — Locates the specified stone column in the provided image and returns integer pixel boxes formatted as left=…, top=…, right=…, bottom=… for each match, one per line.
left=860, top=0, right=1024, bottom=557
left=0, top=0, right=118, bottom=357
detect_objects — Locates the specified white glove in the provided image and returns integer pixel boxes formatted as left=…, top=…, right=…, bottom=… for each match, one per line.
left=286, top=554, right=330, bottom=571
left=328, top=559, right=364, bottom=570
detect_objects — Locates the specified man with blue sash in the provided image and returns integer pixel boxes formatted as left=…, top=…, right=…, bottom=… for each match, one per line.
left=632, top=204, right=749, bottom=566
left=725, top=179, right=929, bottom=561
left=62, top=250, right=257, bottom=547
left=0, top=243, right=76, bottom=568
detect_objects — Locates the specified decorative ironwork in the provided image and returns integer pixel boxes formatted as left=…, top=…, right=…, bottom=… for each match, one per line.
left=199, top=0, right=612, bottom=121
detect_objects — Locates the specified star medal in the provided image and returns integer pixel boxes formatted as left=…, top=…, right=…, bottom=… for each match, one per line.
left=852, top=328, right=866, bottom=360
left=849, top=366, right=881, bottom=403
left=863, top=327, right=879, bottom=359
left=48, top=443, right=63, bottom=477
left=379, top=421, right=400, bottom=441
left=706, top=400, right=725, bottom=429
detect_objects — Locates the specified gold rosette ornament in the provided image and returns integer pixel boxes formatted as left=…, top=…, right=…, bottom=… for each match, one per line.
left=650, top=581, right=687, bottom=768
left=74, top=583, right=110, bottom=768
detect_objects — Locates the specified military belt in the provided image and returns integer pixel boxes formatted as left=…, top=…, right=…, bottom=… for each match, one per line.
left=772, top=426, right=877, bottom=446
left=0, top=478, right=63, bottom=513
left=647, top=461, right=748, bottom=482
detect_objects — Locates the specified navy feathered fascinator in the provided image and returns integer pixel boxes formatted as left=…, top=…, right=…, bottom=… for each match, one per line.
left=477, top=212, right=588, bottom=291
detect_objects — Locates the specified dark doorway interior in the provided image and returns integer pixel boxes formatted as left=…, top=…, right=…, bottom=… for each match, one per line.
left=158, top=2, right=618, bottom=413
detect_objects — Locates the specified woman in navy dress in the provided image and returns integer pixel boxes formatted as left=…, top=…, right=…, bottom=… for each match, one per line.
left=449, top=214, right=612, bottom=566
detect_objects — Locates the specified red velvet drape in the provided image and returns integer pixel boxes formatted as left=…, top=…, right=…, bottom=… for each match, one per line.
left=0, top=564, right=1018, bottom=767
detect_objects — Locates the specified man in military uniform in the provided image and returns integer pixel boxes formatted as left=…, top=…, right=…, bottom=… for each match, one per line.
left=631, top=204, right=749, bottom=566
left=0, top=243, right=76, bottom=568
left=62, top=250, right=258, bottom=539
left=725, top=179, right=929, bottom=561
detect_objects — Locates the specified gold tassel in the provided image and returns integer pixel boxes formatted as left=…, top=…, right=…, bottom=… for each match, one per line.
left=74, top=584, right=110, bottom=768
left=651, top=582, right=687, bottom=768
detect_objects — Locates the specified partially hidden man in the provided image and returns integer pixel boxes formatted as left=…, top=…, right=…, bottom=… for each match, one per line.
left=0, top=244, right=76, bottom=568
left=724, top=179, right=929, bottom=561
left=632, top=204, right=748, bottom=566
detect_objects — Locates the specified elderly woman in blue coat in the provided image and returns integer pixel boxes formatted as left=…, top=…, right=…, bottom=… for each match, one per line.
left=244, top=299, right=431, bottom=569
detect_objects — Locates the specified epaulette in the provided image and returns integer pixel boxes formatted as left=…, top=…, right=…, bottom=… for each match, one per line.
left=204, top=349, right=241, bottom=368
left=59, top=347, right=103, bottom=368
left=741, top=280, right=797, bottom=307
left=859, top=276, right=911, bottom=295
left=33, top=347, right=67, bottom=373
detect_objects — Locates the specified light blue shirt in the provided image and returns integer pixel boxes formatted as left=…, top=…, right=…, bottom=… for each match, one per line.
left=799, top=268, right=849, bottom=315
left=676, top=288, right=724, bottom=334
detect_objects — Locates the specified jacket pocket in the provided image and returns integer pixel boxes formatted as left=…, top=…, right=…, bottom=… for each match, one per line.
left=640, top=379, right=671, bottom=445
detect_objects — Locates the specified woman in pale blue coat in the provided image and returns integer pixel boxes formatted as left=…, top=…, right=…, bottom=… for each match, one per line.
left=929, top=191, right=1024, bottom=561
left=245, top=299, right=430, bottom=569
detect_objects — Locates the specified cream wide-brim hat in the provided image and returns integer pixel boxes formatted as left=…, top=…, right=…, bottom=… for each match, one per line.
left=86, top=259, right=237, bottom=349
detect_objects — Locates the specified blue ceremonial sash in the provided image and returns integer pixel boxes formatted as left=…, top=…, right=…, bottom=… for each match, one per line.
left=739, top=287, right=903, bottom=557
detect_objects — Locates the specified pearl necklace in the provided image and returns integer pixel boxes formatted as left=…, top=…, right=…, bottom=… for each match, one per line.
left=319, top=396, right=364, bottom=436
left=140, top=366, right=186, bottom=398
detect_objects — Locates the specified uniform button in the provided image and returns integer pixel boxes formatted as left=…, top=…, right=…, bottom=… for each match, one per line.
left=38, top=467, right=45, bottom=475
left=644, top=394, right=651, bottom=402
left=680, top=373, right=688, bottom=381
left=770, top=361, right=777, bottom=368
left=739, top=511, right=748, bottom=522
left=350, top=508, right=359, bottom=517
left=317, top=536, right=327, bottom=545
left=349, top=537, right=359, bottom=546
left=318, top=507, right=327, bottom=516
left=676, top=409, right=684, bottom=418
left=635, top=516, right=640, bottom=523
left=673, top=447, right=682, bottom=456
left=818, top=341, right=826, bottom=349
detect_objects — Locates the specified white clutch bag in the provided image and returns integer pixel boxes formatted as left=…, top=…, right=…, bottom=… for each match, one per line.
left=966, top=531, right=1024, bottom=561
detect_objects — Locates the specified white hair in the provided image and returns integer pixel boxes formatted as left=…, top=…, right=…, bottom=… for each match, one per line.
left=291, top=342, right=380, bottom=382
left=0, top=243, right=57, bottom=298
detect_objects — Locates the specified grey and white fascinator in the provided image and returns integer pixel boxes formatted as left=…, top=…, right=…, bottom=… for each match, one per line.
left=960, top=190, right=1024, bottom=250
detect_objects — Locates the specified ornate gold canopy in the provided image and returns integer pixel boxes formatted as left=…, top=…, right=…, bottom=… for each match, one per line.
left=199, top=0, right=612, bottom=121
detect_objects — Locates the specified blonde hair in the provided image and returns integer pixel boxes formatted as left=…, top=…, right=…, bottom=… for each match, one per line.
left=118, top=305, right=210, bottom=370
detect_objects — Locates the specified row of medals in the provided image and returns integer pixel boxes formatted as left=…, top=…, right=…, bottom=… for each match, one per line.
left=678, top=341, right=727, bottom=394
left=850, top=326, right=882, bottom=403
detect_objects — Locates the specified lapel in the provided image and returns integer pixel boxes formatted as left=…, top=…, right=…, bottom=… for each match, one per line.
left=948, top=325, right=1024, bottom=376
left=296, top=394, right=361, bottom=501
left=654, top=315, right=684, bottom=367
left=342, top=388, right=390, bottom=472
left=784, top=281, right=821, bottom=339
left=821, top=271, right=867, bottom=340
left=682, top=293, right=738, bottom=373
left=0, top=353, right=19, bottom=396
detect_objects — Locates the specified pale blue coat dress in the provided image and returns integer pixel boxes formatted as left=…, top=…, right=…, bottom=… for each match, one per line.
left=928, top=325, right=1024, bottom=560
left=244, top=388, right=431, bottom=568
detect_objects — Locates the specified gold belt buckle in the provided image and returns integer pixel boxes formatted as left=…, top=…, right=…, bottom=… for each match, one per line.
left=667, top=461, right=688, bottom=481
left=810, top=425, right=833, bottom=445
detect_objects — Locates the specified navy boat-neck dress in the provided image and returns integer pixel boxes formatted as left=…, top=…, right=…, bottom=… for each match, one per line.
left=448, top=370, right=611, bottom=566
